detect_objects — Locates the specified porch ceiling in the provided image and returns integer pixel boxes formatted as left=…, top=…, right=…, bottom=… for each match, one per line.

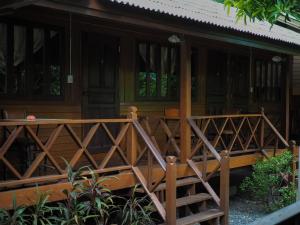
left=110, top=0, right=300, bottom=47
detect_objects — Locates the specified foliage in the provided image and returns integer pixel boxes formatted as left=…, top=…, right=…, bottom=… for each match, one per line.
left=240, top=151, right=296, bottom=211
left=120, top=185, right=156, bottom=225
left=57, top=164, right=116, bottom=225
left=0, top=195, right=30, bottom=225
left=222, top=0, right=300, bottom=24
left=30, top=191, right=60, bottom=225
left=0, top=162, right=156, bottom=225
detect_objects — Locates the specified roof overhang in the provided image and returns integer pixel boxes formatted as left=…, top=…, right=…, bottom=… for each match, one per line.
left=1, top=0, right=300, bottom=55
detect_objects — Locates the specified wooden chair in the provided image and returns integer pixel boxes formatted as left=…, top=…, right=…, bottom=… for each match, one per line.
left=0, top=109, right=40, bottom=177
left=164, top=108, right=180, bottom=118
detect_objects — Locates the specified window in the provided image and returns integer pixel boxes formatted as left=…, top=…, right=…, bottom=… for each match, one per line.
left=136, top=42, right=179, bottom=100
left=253, top=59, right=282, bottom=102
left=0, top=21, right=64, bottom=99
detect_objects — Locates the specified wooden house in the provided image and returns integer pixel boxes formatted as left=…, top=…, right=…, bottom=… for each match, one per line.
left=0, top=0, right=300, bottom=224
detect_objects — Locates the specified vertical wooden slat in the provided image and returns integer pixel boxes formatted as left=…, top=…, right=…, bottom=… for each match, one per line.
left=220, top=150, right=230, bottom=225
left=283, top=56, right=292, bottom=141
left=180, top=38, right=191, bottom=163
left=166, top=156, right=177, bottom=225
left=260, top=108, right=265, bottom=149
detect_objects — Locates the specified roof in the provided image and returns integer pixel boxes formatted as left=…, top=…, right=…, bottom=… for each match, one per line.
left=110, top=0, right=300, bottom=46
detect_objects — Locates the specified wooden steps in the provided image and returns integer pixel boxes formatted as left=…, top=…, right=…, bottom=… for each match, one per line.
left=136, top=176, right=200, bottom=193
left=159, top=209, right=224, bottom=225
left=163, top=193, right=212, bottom=208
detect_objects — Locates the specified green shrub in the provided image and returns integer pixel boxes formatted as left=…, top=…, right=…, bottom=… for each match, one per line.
left=0, top=161, right=157, bottom=225
left=120, top=185, right=155, bottom=225
left=240, top=151, right=296, bottom=211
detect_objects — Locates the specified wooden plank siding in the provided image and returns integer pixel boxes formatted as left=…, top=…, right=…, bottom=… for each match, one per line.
left=293, top=56, right=300, bottom=95
left=0, top=5, right=291, bottom=170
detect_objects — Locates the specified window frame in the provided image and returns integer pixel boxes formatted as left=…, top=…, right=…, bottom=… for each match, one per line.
left=0, top=18, right=65, bottom=101
left=135, top=40, right=180, bottom=101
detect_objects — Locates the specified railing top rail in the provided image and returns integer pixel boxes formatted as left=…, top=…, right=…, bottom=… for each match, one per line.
left=191, top=114, right=262, bottom=120
left=0, top=118, right=132, bottom=126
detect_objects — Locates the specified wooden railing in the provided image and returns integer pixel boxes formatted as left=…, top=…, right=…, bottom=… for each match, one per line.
left=0, top=107, right=175, bottom=223
left=0, top=117, right=134, bottom=189
left=189, top=109, right=289, bottom=157
left=187, top=116, right=230, bottom=224
left=139, top=116, right=181, bottom=157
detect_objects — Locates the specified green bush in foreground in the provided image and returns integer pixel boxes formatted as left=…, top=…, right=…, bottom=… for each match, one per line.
left=0, top=161, right=155, bottom=225
left=240, top=151, right=296, bottom=212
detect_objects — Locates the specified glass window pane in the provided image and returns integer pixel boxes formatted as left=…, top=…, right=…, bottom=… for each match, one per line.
left=138, top=72, right=147, bottom=97
left=149, top=44, right=157, bottom=72
left=49, top=30, right=61, bottom=96
left=0, top=23, right=7, bottom=94
left=161, top=47, right=168, bottom=97
left=169, top=47, right=178, bottom=98
left=138, top=43, right=147, bottom=71
left=13, top=25, right=26, bottom=95
left=149, top=72, right=157, bottom=97
left=33, top=28, right=45, bottom=95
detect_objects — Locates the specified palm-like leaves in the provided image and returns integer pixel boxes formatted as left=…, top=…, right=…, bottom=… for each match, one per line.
left=121, top=185, right=155, bottom=225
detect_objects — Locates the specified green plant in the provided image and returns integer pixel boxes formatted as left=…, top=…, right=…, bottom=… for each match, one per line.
left=56, top=161, right=116, bottom=225
left=223, top=0, right=300, bottom=24
left=120, top=185, right=155, bottom=225
left=57, top=163, right=96, bottom=225
left=30, top=190, right=60, bottom=225
left=240, top=151, right=296, bottom=211
left=0, top=195, right=30, bottom=225
left=81, top=169, right=116, bottom=225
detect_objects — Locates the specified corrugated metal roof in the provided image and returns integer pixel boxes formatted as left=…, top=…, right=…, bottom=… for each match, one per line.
left=109, top=0, right=300, bottom=46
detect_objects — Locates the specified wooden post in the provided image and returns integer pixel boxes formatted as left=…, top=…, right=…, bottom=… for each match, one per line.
left=220, top=150, right=230, bottom=225
left=283, top=56, right=292, bottom=141
left=127, top=106, right=138, bottom=165
left=298, top=145, right=300, bottom=201
left=260, top=107, right=265, bottom=149
left=166, top=156, right=177, bottom=225
left=180, top=38, right=192, bottom=163
left=289, top=140, right=297, bottom=183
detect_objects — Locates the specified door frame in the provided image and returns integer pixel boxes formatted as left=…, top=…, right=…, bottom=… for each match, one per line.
left=81, top=31, right=120, bottom=120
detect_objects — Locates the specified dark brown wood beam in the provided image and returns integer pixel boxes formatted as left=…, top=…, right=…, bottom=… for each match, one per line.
left=180, top=38, right=192, bottom=163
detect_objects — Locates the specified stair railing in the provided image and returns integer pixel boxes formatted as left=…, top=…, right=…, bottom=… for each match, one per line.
left=187, top=117, right=230, bottom=225
left=127, top=107, right=176, bottom=223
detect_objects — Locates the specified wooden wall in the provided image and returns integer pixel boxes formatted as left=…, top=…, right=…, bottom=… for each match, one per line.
left=0, top=6, right=292, bottom=169
left=291, top=55, right=300, bottom=140
left=292, top=56, right=300, bottom=96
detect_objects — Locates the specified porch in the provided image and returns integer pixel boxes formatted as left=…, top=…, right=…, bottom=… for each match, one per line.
left=0, top=107, right=290, bottom=224
left=0, top=1, right=298, bottom=224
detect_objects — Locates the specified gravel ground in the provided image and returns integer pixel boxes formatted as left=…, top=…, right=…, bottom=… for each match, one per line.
left=229, top=195, right=267, bottom=225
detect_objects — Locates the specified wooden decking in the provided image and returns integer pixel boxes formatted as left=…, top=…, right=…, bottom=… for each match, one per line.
left=0, top=108, right=291, bottom=225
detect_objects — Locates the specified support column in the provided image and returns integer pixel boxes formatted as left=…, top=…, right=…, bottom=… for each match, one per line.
left=166, top=156, right=177, bottom=225
left=220, top=150, right=230, bottom=225
left=283, top=56, right=293, bottom=141
left=180, top=38, right=192, bottom=163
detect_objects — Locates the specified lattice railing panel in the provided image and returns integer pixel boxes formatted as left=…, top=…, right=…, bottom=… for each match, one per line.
left=0, top=119, right=133, bottom=189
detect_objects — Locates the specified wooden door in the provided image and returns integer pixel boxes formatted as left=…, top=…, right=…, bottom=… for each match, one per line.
left=206, top=50, right=249, bottom=114
left=82, top=32, right=120, bottom=152
left=206, top=50, right=227, bottom=114
left=229, top=54, right=249, bottom=113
